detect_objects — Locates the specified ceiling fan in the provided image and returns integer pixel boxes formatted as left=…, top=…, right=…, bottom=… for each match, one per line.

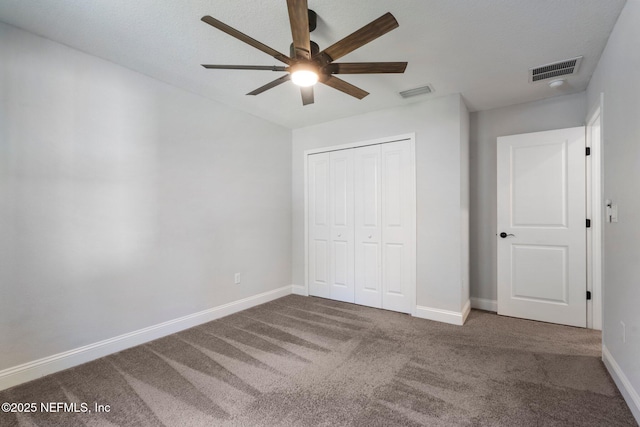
left=200, top=0, right=407, bottom=106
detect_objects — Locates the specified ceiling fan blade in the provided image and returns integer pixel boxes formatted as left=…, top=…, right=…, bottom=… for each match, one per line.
left=301, top=86, right=314, bottom=105
left=318, top=13, right=399, bottom=63
left=202, top=64, right=288, bottom=71
left=287, top=0, right=311, bottom=59
left=325, top=62, right=407, bottom=74
left=247, top=74, right=291, bottom=96
left=321, top=75, right=369, bottom=99
left=201, top=15, right=292, bottom=65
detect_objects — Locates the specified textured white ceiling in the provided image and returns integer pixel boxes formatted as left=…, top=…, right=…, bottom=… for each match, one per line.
left=0, top=0, right=627, bottom=129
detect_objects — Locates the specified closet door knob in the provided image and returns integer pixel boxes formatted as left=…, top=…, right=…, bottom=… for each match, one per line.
left=368, top=235, right=372, bottom=239
left=337, top=233, right=342, bottom=237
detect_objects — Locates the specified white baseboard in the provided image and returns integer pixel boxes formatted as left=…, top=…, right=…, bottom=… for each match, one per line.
left=471, top=297, right=498, bottom=312
left=602, top=345, right=640, bottom=424
left=461, top=300, right=471, bottom=324
left=292, top=284, right=308, bottom=296
left=415, top=301, right=470, bottom=326
left=0, top=285, right=293, bottom=392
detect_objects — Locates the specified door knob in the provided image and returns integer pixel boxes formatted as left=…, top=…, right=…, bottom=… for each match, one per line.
left=337, top=233, right=342, bottom=237
left=500, top=232, right=516, bottom=238
left=368, top=235, right=372, bottom=239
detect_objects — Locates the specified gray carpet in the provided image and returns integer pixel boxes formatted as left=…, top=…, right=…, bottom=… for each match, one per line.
left=0, top=295, right=636, bottom=426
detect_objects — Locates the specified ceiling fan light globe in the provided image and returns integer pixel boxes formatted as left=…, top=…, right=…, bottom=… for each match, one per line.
left=291, top=70, right=319, bottom=87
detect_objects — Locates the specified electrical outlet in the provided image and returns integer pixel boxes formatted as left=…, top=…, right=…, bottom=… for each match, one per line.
left=234, top=273, right=241, bottom=284
left=621, top=321, right=626, bottom=344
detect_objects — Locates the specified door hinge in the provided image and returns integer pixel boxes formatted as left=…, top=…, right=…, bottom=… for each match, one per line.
left=586, top=219, right=591, bottom=228
left=586, top=147, right=591, bottom=156
left=587, top=291, right=592, bottom=300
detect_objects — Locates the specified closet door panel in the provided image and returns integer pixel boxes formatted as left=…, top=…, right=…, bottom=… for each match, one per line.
left=381, top=141, right=413, bottom=313
left=308, top=153, right=331, bottom=298
left=385, top=243, right=404, bottom=295
left=354, top=145, right=382, bottom=308
left=329, top=150, right=355, bottom=302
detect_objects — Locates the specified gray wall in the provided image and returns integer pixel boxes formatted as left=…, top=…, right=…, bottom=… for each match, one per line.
left=0, top=22, right=292, bottom=370
left=292, top=94, right=470, bottom=313
left=469, top=92, right=587, bottom=303
left=586, top=0, right=640, bottom=420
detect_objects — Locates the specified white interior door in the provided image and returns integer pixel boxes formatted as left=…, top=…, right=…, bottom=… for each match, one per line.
left=381, top=141, right=414, bottom=314
left=497, top=127, right=586, bottom=327
left=328, top=150, right=355, bottom=302
left=354, top=144, right=382, bottom=308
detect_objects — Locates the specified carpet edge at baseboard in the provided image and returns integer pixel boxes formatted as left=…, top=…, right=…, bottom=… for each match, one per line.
left=602, top=344, right=640, bottom=425
left=0, top=285, right=294, bottom=392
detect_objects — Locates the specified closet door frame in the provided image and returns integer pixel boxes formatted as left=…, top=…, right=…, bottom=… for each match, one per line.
left=303, top=133, right=417, bottom=315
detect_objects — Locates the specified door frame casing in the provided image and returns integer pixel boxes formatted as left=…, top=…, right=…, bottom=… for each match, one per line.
left=303, top=133, right=417, bottom=315
left=586, top=93, right=604, bottom=330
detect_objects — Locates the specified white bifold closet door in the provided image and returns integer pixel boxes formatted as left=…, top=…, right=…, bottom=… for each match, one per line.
left=354, top=144, right=381, bottom=308
left=379, top=142, right=414, bottom=313
left=308, top=152, right=332, bottom=300
left=308, top=140, right=413, bottom=314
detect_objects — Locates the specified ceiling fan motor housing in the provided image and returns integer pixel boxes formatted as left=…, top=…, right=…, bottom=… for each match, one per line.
left=290, top=40, right=319, bottom=59
left=308, top=9, right=317, bottom=32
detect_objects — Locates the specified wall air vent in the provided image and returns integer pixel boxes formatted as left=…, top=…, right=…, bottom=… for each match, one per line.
left=529, top=56, right=583, bottom=82
left=399, top=84, right=434, bottom=98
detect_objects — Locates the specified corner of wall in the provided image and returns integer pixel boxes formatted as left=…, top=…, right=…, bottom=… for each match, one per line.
left=460, top=95, right=471, bottom=308
left=291, top=284, right=308, bottom=296
left=470, top=297, right=498, bottom=312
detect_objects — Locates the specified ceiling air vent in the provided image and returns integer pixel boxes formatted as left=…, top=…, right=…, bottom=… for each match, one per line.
left=400, top=84, right=434, bottom=98
left=529, top=56, right=583, bottom=82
